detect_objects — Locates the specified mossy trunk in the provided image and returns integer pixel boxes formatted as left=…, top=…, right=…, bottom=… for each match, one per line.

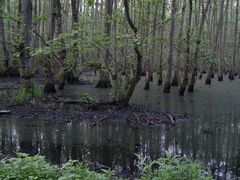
left=144, top=71, right=150, bottom=90
left=228, top=71, right=234, bottom=81
left=188, top=69, right=197, bottom=93
left=163, top=81, right=171, bottom=93
left=171, top=71, right=179, bottom=86
left=205, top=64, right=213, bottom=85
left=117, top=0, right=143, bottom=105
left=179, top=70, right=188, bottom=96
left=0, top=1, right=10, bottom=76
left=205, top=74, right=212, bottom=84
left=158, top=70, right=163, bottom=85
left=96, top=71, right=112, bottom=88
left=211, top=73, right=214, bottom=79
left=144, top=80, right=150, bottom=90
left=44, top=56, right=56, bottom=93
left=218, top=75, right=223, bottom=81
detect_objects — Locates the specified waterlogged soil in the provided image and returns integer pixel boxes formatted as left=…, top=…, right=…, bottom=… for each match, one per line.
left=0, top=76, right=188, bottom=127
left=0, top=97, right=187, bottom=128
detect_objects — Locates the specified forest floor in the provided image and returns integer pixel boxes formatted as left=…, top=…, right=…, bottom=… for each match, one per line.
left=0, top=77, right=188, bottom=127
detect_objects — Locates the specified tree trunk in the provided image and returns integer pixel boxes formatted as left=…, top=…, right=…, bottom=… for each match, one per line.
left=158, top=0, right=166, bottom=86
left=118, top=0, right=142, bottom=105
left=163, top=0, right=176, bottom=93
left=43, top=0, right=58, bottom=93
left=0, top=0, right=10, bottom=76
left=179, top=0, right=192, bottom=96
left=188, top=0, right=211, bottom=92
left=172, top=0, right=186, bottom=87
left=217, top=0, right=225, bottom=82
left=96, top=0, right=113, bottom=88
left=71, top=0, right=80, bottom=71
left=19, top=0, right=36, bottom=95
left=229, top=0, right=239, bottom=80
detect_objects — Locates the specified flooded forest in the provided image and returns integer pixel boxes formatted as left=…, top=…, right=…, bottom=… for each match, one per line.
left=0, top=0, right=240, bottom=179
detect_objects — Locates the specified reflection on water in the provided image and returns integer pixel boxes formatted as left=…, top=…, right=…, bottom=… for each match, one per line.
left=1, top=75, right=240, bottom=178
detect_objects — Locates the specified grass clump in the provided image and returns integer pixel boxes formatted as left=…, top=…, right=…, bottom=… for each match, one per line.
left=13, top=80, right=42, bottom=104
left=135, top=152, right=212, bottom=180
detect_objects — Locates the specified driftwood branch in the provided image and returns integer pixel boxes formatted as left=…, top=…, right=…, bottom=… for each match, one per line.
left=165, top=113, right=176, bottom=125
left=0, top=110, right=11, bottom=115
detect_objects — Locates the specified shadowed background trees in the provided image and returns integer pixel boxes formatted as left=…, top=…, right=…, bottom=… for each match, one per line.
left=0, top=0, right=240, bottom=103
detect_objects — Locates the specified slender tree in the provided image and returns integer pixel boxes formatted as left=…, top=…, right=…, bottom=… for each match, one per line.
left=188, top=0, right=211, bottom=92
left=0, top=0, right=10, bottom=75
left=179, top=0, right=192, bottom=96
left=229, top=0, right=239, bottom=80
left=119, top=0, right=143, bottom=104
left=158, top=0, right=166, bottom=86
left=20, top=0, right=33, bottom=81
left=163, top=0, right=176, bottom=93
left=96, top=0, right=113, bottom=88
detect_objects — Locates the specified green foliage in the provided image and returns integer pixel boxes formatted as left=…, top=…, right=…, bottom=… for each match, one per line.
left=0, top=153, right=59, bottom=179
left=0, top=153, right=212, bottom=180
left=59, top=160, right=113, bottom=180
left=87, top=0, right=94, bottom=6
left=13, top=80, right=42, bottom=104
left=135, top=152, right=213, bottom=180
left=0, top=153, right=113, bottom=180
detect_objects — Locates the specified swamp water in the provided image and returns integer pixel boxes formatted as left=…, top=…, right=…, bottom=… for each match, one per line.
left=1, top=75, right=240, bottom=179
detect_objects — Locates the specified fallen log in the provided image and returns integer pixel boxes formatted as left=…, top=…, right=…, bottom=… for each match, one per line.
left=0, top=110, right=11, bottom=115
left=53, top=96, right=115, bottom=105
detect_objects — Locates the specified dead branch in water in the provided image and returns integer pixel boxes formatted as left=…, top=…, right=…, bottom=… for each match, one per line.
left=165, top=113, right=176, bottom=125
left=0, top=110, right=11, bottom=115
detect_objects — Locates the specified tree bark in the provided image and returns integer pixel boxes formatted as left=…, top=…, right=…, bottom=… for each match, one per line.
left=0, top=0, right=10, bottom=75
left=158, top=0, right=166, bottom=85
left=96, top=0, right=113, bottom=88
left=172, top=0, right=186, bottom=87
left=20, top=0, right=33, bottom=79
left=118, top=0, right=142, bottom=105
left=163, top=0, right=176, bottom=93
left=229, top=0, right=239, bottom=80
left=179, top=0, right=192, bottom=96
left=188, top=0, right=211, bottom=91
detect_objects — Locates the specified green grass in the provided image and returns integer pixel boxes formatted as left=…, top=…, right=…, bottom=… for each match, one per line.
left=0, top=153, right=213, bottom=180
left=13, top=80, right=42, bottom=104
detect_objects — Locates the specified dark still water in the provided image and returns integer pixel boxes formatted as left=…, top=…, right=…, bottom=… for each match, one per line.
left=1, top=75, right=240, bottom=179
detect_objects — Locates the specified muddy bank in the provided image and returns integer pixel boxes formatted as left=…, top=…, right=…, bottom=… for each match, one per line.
left=0, top=76, right=189, bottom=127
left=0, top=96, right=188, bottom=127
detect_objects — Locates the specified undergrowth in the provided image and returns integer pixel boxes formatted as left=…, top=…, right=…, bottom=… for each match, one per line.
left=135, top=152, right=212, bottom=180
left=13, top=80, right=42, bottom=104
left=0, top=153, right=113, bottom=180
left=0, top=153, right=213, bottom=180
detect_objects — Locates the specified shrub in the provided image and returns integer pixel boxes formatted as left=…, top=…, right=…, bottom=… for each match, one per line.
left=135, top=152, right=212, bottom=180
left=0, top=153, right=212, bottom=180
left=0, top=153, right=113, bottom=180
left=0, top=153, right=59, bottom=179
